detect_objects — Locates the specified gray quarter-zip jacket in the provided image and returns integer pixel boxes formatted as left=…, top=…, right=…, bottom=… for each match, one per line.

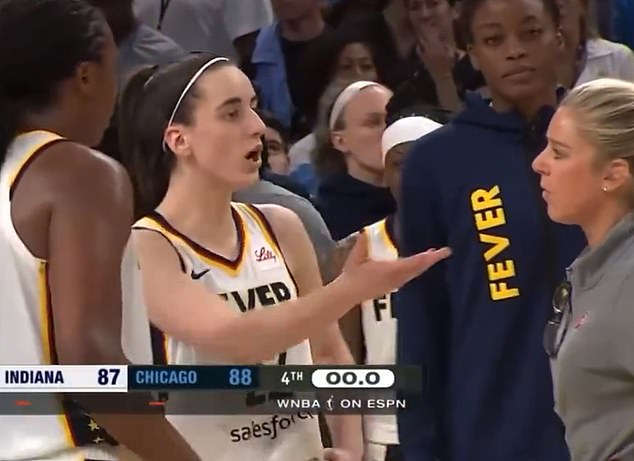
left=552, top=212, right=634, bottom=461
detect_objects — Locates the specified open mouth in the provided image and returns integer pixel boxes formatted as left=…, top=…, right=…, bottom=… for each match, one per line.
left=246, top=145, right=262, bottom=162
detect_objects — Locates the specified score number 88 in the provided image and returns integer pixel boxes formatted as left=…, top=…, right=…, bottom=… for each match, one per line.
left=229, top=368, right=252, bottom=386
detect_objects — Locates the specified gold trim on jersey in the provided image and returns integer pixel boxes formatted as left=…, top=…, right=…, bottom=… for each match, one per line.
left=9, top=130, right=64, bottom=198
left=38, top=261, right=78, bottom=451
left=379, top=218, right=398, bottom=254
left=134, top=205, right=249, bottom=276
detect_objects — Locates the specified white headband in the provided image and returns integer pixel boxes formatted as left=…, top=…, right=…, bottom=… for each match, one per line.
left=381, top=116, right=442, bottom=164
left=163, top=56, right=230, bottom=151
left=329, top=80, right=379, bottom=130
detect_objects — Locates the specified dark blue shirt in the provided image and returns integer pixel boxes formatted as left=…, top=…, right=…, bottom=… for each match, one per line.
left=396, top=92, right=586, bottom=461
left=316, top=172, right=395, bottom=240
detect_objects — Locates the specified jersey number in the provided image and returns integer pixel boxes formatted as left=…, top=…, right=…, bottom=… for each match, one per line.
left=246, top=352, right=293, bottom=406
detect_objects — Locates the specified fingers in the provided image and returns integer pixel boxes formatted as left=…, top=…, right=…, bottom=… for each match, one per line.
left=400, top=247, right=452, bottom=277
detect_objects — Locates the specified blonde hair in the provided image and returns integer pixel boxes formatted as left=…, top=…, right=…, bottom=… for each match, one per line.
left=561, top=78, right=634, bottom=199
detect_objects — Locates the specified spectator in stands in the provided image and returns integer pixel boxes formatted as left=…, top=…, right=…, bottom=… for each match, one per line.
left=400, top=0, right=485, bottom=112
left=396, top=0, right=586, bottom=460
left=259, top=110, right=291, bottom=176
left=258, top=120, right=310, bottom=199
left=533, top=78, right=634, bottom=461
left=557, top=0, right=634, bottom=87
left=134, top=0, right=272, bottom=66
left=252, top=0, right=332, bottom=139
left=301, top=29, right=385, bottom=139
left=88, top=0, right=185, bottom=84
left=343, top=0, right=416, bottom=90
left=289, top=30, right=385, bottom=192
left=325, top=0, right=386, bottom=26
left=314, top=80, right=395, bottom=240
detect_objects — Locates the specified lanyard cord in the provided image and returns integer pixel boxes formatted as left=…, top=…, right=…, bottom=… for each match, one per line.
left=157, top=0, right=171, bottom=30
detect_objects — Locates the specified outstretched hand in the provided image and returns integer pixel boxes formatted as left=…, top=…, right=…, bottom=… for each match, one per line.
left=341, top=232, right=451, bottom=301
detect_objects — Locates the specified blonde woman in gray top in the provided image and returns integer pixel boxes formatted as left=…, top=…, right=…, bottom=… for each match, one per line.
left=532, top=78, right=634, bottom=461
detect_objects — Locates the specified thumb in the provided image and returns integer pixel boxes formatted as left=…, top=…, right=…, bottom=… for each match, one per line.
left=343, top=231, right=368, bottom=271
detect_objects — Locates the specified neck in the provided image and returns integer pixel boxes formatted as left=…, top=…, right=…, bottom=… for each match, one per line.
left=581, top=203, right=632, bottom=248
left=490, top=86, right=558, bottom=120
left=20, top=106, right=93, bottom=146
left=346, top=159, right=384, bottom=187
left=279, top=13, right=324, bottom=41
left=557, top=46, right=580, bottom=88
left=158, top=169, right=237, bottom=252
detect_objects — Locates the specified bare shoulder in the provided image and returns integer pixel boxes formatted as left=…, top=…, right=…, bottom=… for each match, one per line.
left=249, top=203, right=304, bottom=238
left=38, top=142, right=132, bottom=212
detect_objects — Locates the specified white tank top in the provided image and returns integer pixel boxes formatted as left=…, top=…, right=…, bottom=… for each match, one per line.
left=0, top=131, right=152, bottom=461
left=133, top=203, right=323, bottom=461
left=360, top=217, right=399, bottom=445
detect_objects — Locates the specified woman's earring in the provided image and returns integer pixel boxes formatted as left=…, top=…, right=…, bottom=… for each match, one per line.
left=602, top=185, right=608, bottom=192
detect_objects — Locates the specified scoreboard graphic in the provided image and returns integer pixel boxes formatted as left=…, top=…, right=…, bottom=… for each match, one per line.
left=0, top=365, right=421, bottom=415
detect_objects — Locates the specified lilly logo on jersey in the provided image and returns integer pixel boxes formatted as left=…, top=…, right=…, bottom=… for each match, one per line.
left=254, top=246, right=277, bottom=263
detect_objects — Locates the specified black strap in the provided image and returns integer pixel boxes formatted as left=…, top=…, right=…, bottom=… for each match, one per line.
left=157, top=0, right=172, bottom=30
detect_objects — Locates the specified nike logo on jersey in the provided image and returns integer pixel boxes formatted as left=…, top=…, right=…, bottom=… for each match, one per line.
left=219, top=281, right=292, bottom=312
left=191, top=269, right=210, bottom=280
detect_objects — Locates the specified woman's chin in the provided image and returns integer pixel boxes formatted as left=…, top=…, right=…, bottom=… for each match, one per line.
left=231, top=172, right=260, bottom=192
left=546, top=205, right=576, bottom=226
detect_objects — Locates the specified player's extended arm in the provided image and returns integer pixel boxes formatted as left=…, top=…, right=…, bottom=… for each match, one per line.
left=134, top=213, right=450, bottom=364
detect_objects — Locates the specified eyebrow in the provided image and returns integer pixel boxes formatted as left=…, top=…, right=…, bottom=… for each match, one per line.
left=548, top=137, right=571, bottom=149
left=216, top=95, right=258, bottom=111
left=476, top=15, right=539, bottom=29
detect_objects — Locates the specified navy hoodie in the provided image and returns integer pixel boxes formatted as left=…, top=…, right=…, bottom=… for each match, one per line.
left=396, top=93, right=586, bottom=461
left=317, top=173, right=395, bottom=240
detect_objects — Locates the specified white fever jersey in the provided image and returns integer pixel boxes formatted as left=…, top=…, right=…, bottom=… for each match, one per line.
left=0, top=131, right=153, bottom=460
left=133, top=203, right=323, bottom=461
left=360, top=217, right=399, bottom=445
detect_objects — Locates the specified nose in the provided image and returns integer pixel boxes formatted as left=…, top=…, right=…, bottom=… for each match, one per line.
left=505, top=34, right=527, bottom=60
left=250, top=108, right=266, bottom=137
left=532, top=147, right=548, bottom=175
left=419, top=5, right=434, bottom=19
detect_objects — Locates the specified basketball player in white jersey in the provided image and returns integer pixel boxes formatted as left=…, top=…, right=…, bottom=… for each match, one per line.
left=116, top=54, right=451, bottom=461
left=336, top=114, right=443, bottom=461
left=0, top=1, right=203, bottom=460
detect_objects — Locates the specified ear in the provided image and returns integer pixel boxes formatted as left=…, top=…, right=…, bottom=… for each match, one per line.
left=331, top=130, right=348, bottom=153
left=555, top=28, right=565, bottom=53
left=164, top=125, right=193, bottom=158
left=603, top=158, right=632, bottom=192
left=75, top=61, right=100, bottom=97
